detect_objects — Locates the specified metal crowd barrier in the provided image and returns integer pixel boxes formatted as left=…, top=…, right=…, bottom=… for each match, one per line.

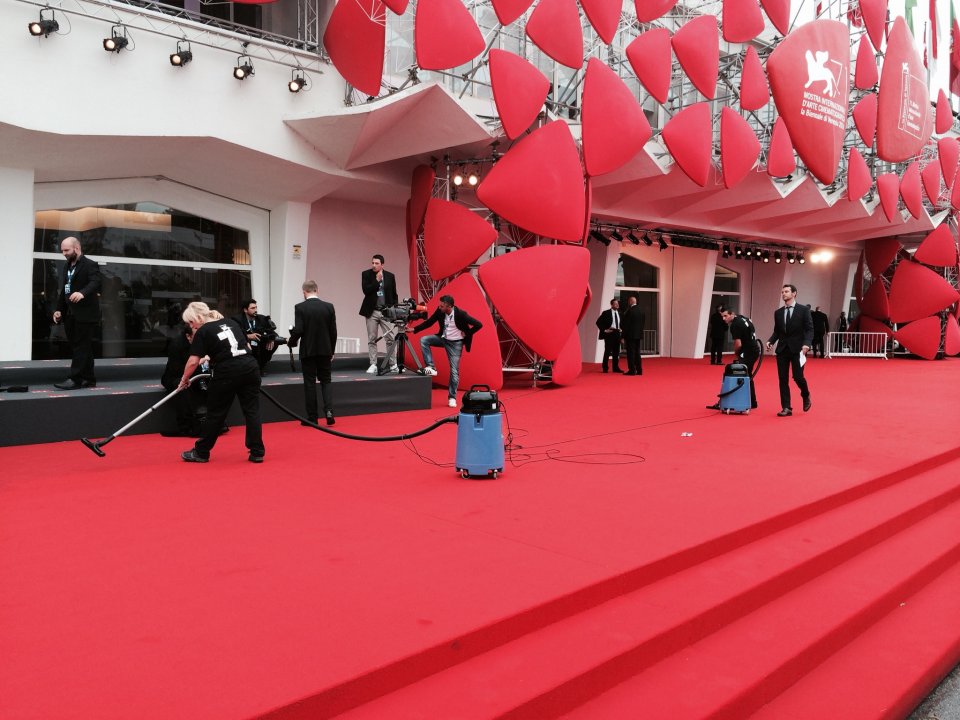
left=826, top=332, right=888, bottom=359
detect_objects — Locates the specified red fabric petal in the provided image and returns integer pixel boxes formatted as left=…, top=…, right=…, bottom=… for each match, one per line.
left=477, top=245, right=590, bottom=359
left=759, top=0, right=790, bottom=35
left=416, top=274, right=502, bottom=390
left=322, top=0, right=386, bottom=97
left=634, top=0, right=678, bottom=22
left=739, top=46, right=769, bottom=111
left=944, top=315, right=960, bottom=355
left=550, top=326, right=583, bottom=384
left=581, top=178, right=592, bottom=246
left=476, top=121, right=586, bottom=242
left=661, top=103, right=714, bottom=187
left=921, top=159, right=943, bottom=204
left=854, top=35, right=878, bottom=90
left=582, top=58, right=653, bottom=177
left=865, top=237, right=901, bottom=276
left=894, top=316, right=942, bottom=360
left=914, top=224, right=958, bottom=267
left=766, top=117, right=796, bottom=178
left=489, top=50, right=550, bottom=140
left=409, top=165, right=435, bottom=237
left=936, top=89, right=953, bottom=134
left=625, top=28, right=672, bottom=105
left=382, top=0, right=408, bottom=14
left=491, top=0, right=533, bottom=25
left=847, top=147, right=872, bottom=202
left=860, top=279, right=891, bottom=320
left=938, top=137, right=959, bottom=187
left=899, top=161, right=923, bottom=220
left=877, top=17, right=931, bottom=162
left=767, top=20, right=850, bottom=184
left=720, top=107, right=760, bottom=189
left=723, top=0, right=764, bottom=42
left=580, top=0, right=620, bottom=45
left=577, top=283, right=593, bottom=325
left=859, top=0, right=888, bottom=51
left=889, top=260, right=960, bottom=323
left=876, top=173, right=900, bottom=222
left=525, top=0, right=584, bottom=69
left=853, top=93, right=878, bottom=147
left=415, top=0, right=486, bottom=71
left=672, top=15, right=720, bottom=99
left=422, top=199, right=498, bottom=280
left=858, top=315, right=893, bottom=337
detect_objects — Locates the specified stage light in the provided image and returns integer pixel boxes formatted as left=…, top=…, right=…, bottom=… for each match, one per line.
left=452, top=172, right=463, bottom=186
left=763, top=250, right=770, bottom=263
left=798, top=252, right=806, bottom=264
left=103, top=26, right=129, bottom=52
left=234, top=56, right=254, bottom=80
left=658, top=236, right=668, bottom=251
left=288, top=68, right=307, bottom=92
left=590, top=230, right=610, bottom=246
left=735, top=246, right=743, bottom=259
left=787, top=253, right=796, bottom=264
left=774, top=251, right=782, bottom=263
left=609, top=230, right=624, bottom=243
left=467, top=170, right=479, bottom=186
left=170, top=41, right=192, bottom=67
left=722, top=244, right=731, bottom=258
left=28, top=9, right=59, bottom=37
left=745, top=247, right=753, bottom=257
left=627, top=232, right=641, bottom=245
left=642, top=232, right=653, bottom=246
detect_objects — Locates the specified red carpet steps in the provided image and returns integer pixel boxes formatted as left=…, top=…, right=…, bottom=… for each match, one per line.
left=267, top=450, right=960, bottom=719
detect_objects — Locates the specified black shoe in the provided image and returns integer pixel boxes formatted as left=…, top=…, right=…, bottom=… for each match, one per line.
left=81, top=380, right=97, bottom=388
left=706, top=403, right=720, bottom=410
left=325, top=411, right=336, bottom=426
left=777, top=408, right=793, bottom=417
left=54, top=379, right=82, bottom=390
left=625, top=371, right=636, bottom=375
left=601, top=368, right=608, bottom=373
left=181, top=449, right=209, bottom=463
left=301, top=418, right=318, bottom=427
left=248, top=454, right=264, bottom=464
left=803, top=398, right=812, bottom=412
left=612, top=367, right=623, bottom=373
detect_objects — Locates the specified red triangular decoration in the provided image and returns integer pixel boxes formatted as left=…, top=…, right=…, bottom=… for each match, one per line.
left=945, top=315, right=960, bottom=355
left=634, top=0, right=678, bottom=22
left=939, top=137, right=960, bottom=186
left=865, top=237, right=901, bottom=276
left=854, top=35, right=878, bottom=89
left=914, top=225, right=958, bottom=267
left=767, top=117, right=796, bottom=178
left=580, top=0, right=620, bottom=45
left=582, top=58, right=652, bottom=177
left=739, top=46, right=769, bottom=111
left=859, top=0, right=887, bottom=51
left=936, top=89, right=954, bottom=134
left=889, top=260, right=960, bottom=323
left=322, top=0, right=386, bottom=97
left=720, top=107, right=760, bottom=189
left=853, top=93, right=878, bottom=147
left=723, top=0, right=764, bottom=42
left=626, top=28, right=672, bottom=105
left=899, top=161, right=923, bottom=220
left=409, top=165, right=435, bottom=237
left=525, top=0, right=584, bottom=69
left=921, top=159, right=943, bottom=204
left=489, top=49, right=550, bottom=140
left=847, top=147, right=872, bottom=201
left=759, top=0, right=790, bottom=35
left=860, top=279, right=891, bottom=320
left=550, top=326, right=583, bottom=384
left=422, top=198, right=498, bottom=281
left=671, top=15, right=720, bottom=99
left=491, top=0, right=533, bottom=25
left=415, top=0, right=486, bottom=71
left=661, top=102, right=714, bottom=187
left=893, top=316, right=942, bottom=360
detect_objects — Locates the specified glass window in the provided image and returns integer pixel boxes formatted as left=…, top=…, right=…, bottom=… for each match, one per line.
left=616, top=254, right=660, bottom=355
left=706, top=265, right=740, bottom=353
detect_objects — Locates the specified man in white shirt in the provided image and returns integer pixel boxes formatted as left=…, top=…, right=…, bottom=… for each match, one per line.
left=412, top=294, right=483, bottom=408
left=595, top=298, right=623, bottom=373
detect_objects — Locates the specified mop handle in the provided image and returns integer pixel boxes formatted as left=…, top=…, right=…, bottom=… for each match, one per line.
left=109, top=374, right=211, bottom=440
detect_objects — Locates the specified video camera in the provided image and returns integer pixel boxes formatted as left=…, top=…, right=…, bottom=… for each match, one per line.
left=381, top=298, right=428, bottom=325
left=262, top=316, right=288, bottom=346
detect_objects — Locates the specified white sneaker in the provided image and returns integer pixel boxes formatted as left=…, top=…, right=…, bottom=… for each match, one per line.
left=448, top=397, right=457, bottom=408
left=423, top=367, right=438, bottom=376
left=366, top=364, right=378, bottom=374
left=389, top=365, right=400, bottom=373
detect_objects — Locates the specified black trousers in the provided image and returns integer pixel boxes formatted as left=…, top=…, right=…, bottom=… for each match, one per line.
left=194, top=363, right=264, bottom=458
left=301, top=355, right=333, bottom=420
left=812, top=332, right=825, bottom=358
left=625, top=338, right=643, bottom=374
left=776, top=351, right=810, bottom=410
left=601, top=332, right=622, bottom=370
left=710, top=336, right=725, bottom=364
left=161, top=377, right=205, bottom=435
left=64, top=315, right=97, bottom=383
left=738, top=351, right=759, bottom=409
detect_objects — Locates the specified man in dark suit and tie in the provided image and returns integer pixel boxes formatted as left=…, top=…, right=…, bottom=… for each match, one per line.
left=53, top=236, right=101, bottom=390
left=289, top=280, right=338, bottom=426
left=595, top=298, right=623, bottom=373
left=621, top=296, right=645, bottom=376
left=766, top=284, right=813, bottom=417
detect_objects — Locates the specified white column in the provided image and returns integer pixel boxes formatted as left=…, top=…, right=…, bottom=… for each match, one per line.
left=268, top=201, right=311, bottom=337
left=671, top=247, right=716, bottom=358
left=1, top=167, right=36, bottom=361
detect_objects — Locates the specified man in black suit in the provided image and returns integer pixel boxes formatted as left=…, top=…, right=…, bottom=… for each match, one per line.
left=595, top=298, right=623, bottom=373
left=811, top=305, right=830, bottom=358
left=621, top=295, right=645, bottom=376
left=53, top=236, right=101, bottom=390
left=412, top=294, right=483, bottom=408
left=359, top=254, right=399, bottom=375
left=766, top=284, right=813, bottom=417
left=289, top=280, right=338, bottom=425
left=721, top=308, right=760, bottom=410
left=233, top=299, right=279, bottom=375
left=707, top=303, right=727, bottom=364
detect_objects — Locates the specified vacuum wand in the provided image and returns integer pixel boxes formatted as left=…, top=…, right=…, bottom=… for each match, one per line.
left=80, top=374, right=211, bottom=457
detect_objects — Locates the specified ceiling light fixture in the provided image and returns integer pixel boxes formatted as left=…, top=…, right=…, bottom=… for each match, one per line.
left=288, top=68, right=307, bottom=92
left=170, top=40, right=192, bottom=67
left=234, top=55, right=254, bottom=80
left=28, top=8, right=59, bottom=37
left=103, top=25, right=129, bottom=52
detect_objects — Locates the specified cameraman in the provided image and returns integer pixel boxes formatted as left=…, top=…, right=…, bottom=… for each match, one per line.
left=233, top=299, right=281, bottom=376
left=359, top=254, right=399, bottom=375
left=412, top=294, right=483, bottom=408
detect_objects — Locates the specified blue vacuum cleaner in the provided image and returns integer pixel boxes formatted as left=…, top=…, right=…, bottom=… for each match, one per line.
left=455, top=385, right=504, bottom=479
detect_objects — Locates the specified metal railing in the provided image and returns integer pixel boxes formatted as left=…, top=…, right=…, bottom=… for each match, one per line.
left=826, top=332, right=888, bottom=359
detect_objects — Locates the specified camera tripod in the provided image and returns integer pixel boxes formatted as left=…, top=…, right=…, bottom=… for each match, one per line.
left=378, top=321, right=426, bottom=376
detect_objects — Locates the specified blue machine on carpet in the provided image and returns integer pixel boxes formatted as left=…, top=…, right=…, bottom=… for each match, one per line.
left=718, top=362, right=752, bottom=414
left=455, top=385, right=504, bottom=479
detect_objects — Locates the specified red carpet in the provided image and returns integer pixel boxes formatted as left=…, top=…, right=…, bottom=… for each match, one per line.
left=2, top=356, right=960, bottom=719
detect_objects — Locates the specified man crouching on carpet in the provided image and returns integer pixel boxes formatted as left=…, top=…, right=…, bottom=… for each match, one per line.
left=178, top=302, right=265, bottom=464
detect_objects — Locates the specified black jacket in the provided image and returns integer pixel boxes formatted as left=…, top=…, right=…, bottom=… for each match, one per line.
left=359, top=269, right=398, bottom=317
left=596, top=308, right=622, bottom=340
left=621, top=305, right=645, bottom=340
left=768, top=303, right=814, bottom=354
left=289, top=297, right=338, bottom=357
left=412, top=306, right=483, bottom=351
left=57, top=254, right=102, bottom=323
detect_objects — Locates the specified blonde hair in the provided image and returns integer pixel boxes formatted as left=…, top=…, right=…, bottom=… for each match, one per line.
left=182, top=301, right=223, bottom=325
